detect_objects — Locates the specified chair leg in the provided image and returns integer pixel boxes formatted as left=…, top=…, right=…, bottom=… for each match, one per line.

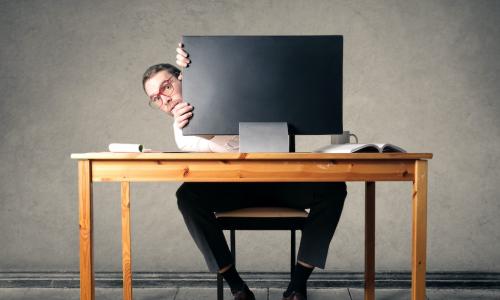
left=291, top=230, right=296, bottom=278
left=230, top=229, right=236, bottom=264
left=217, top=230, right=236, bottom=300
left=217, top=272, right=224, bottom=300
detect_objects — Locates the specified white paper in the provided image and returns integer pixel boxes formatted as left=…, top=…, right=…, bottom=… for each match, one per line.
left=108, top=143, right=144, bottom=153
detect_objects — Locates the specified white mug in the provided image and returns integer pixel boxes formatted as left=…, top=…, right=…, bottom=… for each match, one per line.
left=331, top=131, right=358, bottom=144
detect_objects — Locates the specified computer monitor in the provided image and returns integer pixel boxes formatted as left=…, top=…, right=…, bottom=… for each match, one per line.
left=181, top=35, right=343, bottom=151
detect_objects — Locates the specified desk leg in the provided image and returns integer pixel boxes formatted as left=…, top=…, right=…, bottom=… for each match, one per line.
left=121, top=182, right=133, bottom=300
left=79, top=160, right=94, bottom=300
left=365, top=182, right=375, bottom=300
left=412, top=160, right=428, bottom=300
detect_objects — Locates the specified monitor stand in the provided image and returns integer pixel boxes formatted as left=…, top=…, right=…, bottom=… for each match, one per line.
left=239, top=122, right=294, bottom=152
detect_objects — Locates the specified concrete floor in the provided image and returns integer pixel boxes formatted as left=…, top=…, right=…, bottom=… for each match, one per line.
left=1, top=288, right=500, bottom=300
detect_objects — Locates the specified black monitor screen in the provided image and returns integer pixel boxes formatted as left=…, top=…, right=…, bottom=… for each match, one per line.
left=182, top=35, right=343, bottom=135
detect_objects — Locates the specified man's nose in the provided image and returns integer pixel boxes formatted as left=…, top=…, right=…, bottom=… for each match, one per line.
left=161, top=94, right=172, bottom=104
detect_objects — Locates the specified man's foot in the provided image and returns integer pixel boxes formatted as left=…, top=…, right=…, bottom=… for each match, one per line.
left=232, top=285, right=255, bottom=300
left=283, top=263, right=313, bottom=300
left=282, top=291, right=306, bottom=300
left=221, top=264, right=251, bottom=299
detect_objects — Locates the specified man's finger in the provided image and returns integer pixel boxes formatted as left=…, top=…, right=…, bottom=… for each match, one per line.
left=176, top=47, right=188, bottom=57
left=176, top=61, right=188, bottom=68
left=172, top=107, right=185, bottom=117
left=173, top=102, right=187, bottom=112
left=176, top=54, right=190, bottom=63
left=174, top=106, right=192, bottom=118
left=178, top=119, right=189, bottom=129
left=176, top=112, right=189, bottom=121
left=176, top=106, right=193, bottom=117
left=178, top=112, right=193, bottom=122
left=177, top=57, right=190, bottom=65
left=172, top=103, right=188, bottom=114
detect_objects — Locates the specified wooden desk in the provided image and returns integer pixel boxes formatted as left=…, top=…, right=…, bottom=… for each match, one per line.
left=71, top=152, right=432, bottom=300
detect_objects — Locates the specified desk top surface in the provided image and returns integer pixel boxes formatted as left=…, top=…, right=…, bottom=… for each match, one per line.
left=71, top=152, right=433, bottom=160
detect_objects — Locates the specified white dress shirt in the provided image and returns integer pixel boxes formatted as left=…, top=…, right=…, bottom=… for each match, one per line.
left=173, top=123, right=239, bottom=152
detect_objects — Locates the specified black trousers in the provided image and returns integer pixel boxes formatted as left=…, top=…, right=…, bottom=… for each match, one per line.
left=176, top=182, right=347, bottom=272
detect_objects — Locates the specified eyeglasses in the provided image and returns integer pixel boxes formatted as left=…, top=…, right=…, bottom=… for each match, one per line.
left=148, top=76, right=175, bottom=109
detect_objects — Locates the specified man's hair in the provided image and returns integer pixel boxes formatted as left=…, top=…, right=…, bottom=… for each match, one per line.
left=142, top=63, right=181, bottom=93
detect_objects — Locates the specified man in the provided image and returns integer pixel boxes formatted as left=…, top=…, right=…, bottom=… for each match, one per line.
left=141, top=44, right=347, bottom=300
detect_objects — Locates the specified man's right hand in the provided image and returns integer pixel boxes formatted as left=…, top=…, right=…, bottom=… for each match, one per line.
left=172, top=102, right=193, bottom=129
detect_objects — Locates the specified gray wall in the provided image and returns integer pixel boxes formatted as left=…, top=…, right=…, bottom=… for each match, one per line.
left=1, top=0, right=499, bottom=273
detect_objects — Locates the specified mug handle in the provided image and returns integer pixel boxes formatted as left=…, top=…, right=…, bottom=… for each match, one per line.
left=349, top=133, right=359, bottom=144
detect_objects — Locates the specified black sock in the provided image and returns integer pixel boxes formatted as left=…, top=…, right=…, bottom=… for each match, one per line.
left=221, top=265, right=246, bottom=293
left=283, top=263, right=314, bottom=297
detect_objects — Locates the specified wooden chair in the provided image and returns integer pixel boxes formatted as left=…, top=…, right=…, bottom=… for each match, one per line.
left=214, top=207, right=309, bottom=300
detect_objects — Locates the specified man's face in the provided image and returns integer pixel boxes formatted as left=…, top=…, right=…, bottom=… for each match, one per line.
left=144, top=70, right=183, bottom=116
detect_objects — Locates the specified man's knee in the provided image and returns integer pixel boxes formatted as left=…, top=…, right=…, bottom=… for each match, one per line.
left=317, top=182, right=347, bottom=209
left=176, top=183, right=196, bottom=212
left=319, top=182, right=347, bottom=196
left=336, top=183, right=348, bottom=202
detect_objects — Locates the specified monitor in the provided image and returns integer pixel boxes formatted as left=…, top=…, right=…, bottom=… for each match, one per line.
left=181, top=35, right=343, bottom=151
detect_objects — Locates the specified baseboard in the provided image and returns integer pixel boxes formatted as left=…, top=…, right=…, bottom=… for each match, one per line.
left=1, top=272, right=499, bottom=289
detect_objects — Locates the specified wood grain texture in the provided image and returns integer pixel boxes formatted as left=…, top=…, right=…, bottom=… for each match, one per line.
left=91, top=160, right=416, bottom=182
left=412, top=160, right=428, bottom=300
left=121, top=182, right=132, bottom=300
left=364, top=182, right=375, bottom=300
left=78, top=160, right=94, bottom=300
left=71, top=152, right=432, bottom=160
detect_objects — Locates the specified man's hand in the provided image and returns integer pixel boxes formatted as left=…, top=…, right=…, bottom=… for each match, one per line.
left=176, top=43, right=191, bottom=68
left=172, top=102, right=193, bottom=129
left=174, top=43, right=192, bottom=128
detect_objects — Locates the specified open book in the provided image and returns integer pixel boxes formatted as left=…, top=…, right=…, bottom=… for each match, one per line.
left=314, top=143, right=406, bottom=153
left=108, top=143, right=154, bottom=153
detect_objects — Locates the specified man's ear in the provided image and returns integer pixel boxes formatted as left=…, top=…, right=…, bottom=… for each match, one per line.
left=178, top=73, right=183, bottom=81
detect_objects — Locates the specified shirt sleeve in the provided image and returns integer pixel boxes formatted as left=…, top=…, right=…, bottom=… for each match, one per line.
left=173, top=123, right=228, bottom=152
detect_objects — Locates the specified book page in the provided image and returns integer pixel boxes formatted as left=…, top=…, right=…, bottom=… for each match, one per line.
left=374, top=144, right=406, bottom=153
left=314, top=143, right=380, bottom=153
